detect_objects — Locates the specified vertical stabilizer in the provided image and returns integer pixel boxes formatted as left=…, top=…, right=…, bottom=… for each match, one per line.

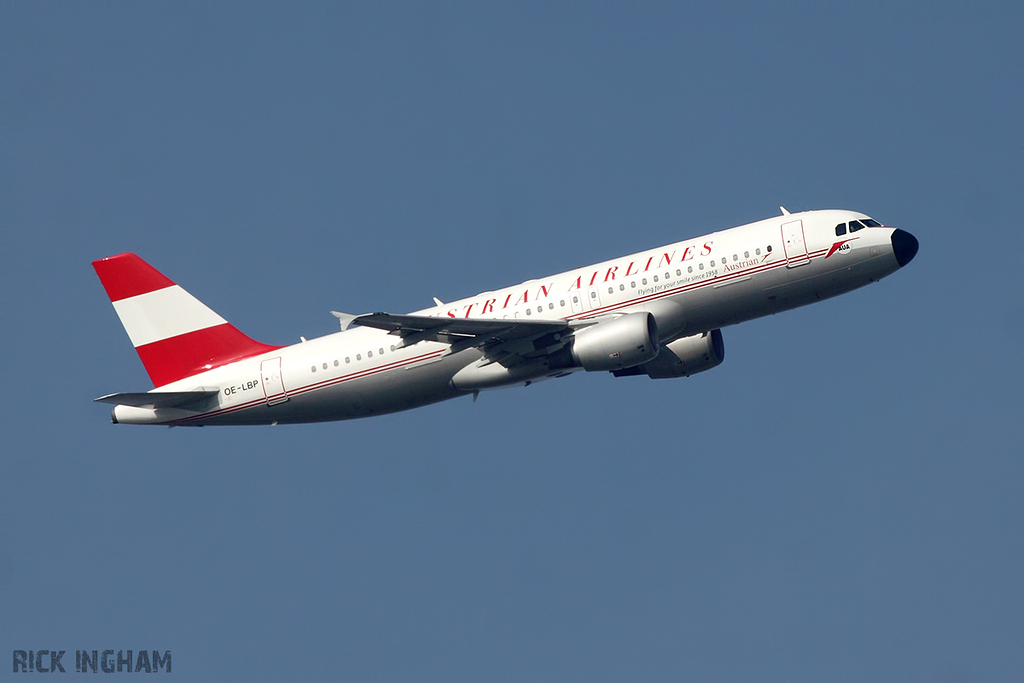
left=93, top=253, right=281, bottom=387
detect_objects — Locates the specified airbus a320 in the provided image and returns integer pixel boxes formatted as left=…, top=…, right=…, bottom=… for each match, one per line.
left=93, top=208, right=918, bottom=426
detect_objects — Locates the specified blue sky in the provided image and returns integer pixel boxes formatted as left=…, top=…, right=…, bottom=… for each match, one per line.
left=2, top=2, right=1022, bottom=680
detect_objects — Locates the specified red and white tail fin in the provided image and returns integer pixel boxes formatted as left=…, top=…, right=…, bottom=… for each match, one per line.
left=92, top=253, right=281, bottom=387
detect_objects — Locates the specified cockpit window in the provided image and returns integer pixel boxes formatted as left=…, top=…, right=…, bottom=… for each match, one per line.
left=835, top=223, right=847, bottom=236
left=848, top=220, right=866, bottom=232
left=862, top=218, right=882, bottom=227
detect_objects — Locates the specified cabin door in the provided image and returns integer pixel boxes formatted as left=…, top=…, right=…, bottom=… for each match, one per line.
left=260, top=357, right=289, bottom=405
left=781, top=220, right=809, bottom=267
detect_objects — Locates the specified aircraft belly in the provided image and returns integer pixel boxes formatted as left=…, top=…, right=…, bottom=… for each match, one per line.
left=662, top=251, right=894, bottom=334
left=193, top=352, right=465, bottom=425
left=761, top=252, right=896, bottom=308
left=661, top=267, right=768, bottom=333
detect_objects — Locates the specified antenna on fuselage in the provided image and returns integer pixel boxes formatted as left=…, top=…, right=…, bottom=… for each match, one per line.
left=780, top=206, right=791, bottom=216
left=433, top=297, right=444, bottom=307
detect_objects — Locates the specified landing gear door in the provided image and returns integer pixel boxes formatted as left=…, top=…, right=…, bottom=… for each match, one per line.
left=781, top=220, right=809, bottom=267
left=260, top=357, right=289, bottom=405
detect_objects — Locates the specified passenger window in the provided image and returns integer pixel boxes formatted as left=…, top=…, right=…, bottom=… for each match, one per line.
left=732, top=255, right=738, bottom=261
left=572, top=295, right=579, bottom=304
left=849, top=220, right=865, bottom=232
left=526, top=308, right=532, bottom=315
left=590, top=291, right=597, bottom=298
left=653, top=275, right=659, bottom=282
left=642, top=278, right=647, bottom=285
left=390, top=345, right=396, bottom=351
left=744, top=251, right=749, bottom=258
left=619, top=284, right=625, bottom=291
left=687, top=266, right=693, bottom=273
left=676, top=269, right=681, bottom=276
left=356, top=354, right=361, bottom=361
left=379, top=348, right=384, bottom=355
left=367, top=350, right=373, bottom=358
left=755, top=248, right=761, bottom=255
left=835, top=223, right=847, bottom=236
left=664, top=272, right=670, bottom=279
left=699, top=263, right=704, bottom=270
left=334, top=360, right=339, bottom=367
left=537, top=306, right=543, bottom=313
left=548, top=303, right=554, bottom=309
left=560, top=300, right=565, bottom=306
left=630, top=281, right=636, bottom=288
left=607, top=287, right=613, bottom=294
left=767, top=245, right=772, bottom=252
left=710, top=260, right=716, bottom=267
left=311, top=366, right=316, bottom=373
left=345, top=357, right=351, bottom=363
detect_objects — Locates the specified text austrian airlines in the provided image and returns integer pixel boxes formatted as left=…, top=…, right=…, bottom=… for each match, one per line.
left=93, top=209, right=918, bottom=425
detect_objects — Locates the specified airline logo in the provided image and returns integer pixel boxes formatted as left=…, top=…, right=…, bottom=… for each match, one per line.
left=440, top=241, right=716, bottom=319
left=825, top=238, right=858, bottom=259
left=93, top=254, right=279, bottom=387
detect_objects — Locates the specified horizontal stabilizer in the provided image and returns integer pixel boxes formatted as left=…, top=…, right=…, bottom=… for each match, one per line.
left=94, top=391, right=220, bottom=410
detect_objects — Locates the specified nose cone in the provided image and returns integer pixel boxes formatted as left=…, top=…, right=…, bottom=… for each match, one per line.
left=891, top=228, right=919, bottom=267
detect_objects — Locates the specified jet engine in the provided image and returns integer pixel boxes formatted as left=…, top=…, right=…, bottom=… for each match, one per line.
left=613, top=329, right=724, bottom=379
left=570, top=312, right=660, bottom=372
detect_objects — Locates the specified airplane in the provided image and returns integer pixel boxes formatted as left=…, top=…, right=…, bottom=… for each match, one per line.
left=93, top=208, right=918, bottom=426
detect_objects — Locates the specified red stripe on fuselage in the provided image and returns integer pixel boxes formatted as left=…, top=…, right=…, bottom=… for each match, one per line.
left=170, top=349, right=448, bottom=424
left=92, top=253, right=177, bottom=302
left=136, top=323, right=283, bottom=387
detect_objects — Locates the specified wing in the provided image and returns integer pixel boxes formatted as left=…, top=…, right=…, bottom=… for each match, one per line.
left=351, top=312, right=570, bottom=357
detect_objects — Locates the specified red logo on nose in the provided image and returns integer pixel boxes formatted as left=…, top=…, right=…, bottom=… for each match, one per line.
left=825, top=238, right=857, bottom=259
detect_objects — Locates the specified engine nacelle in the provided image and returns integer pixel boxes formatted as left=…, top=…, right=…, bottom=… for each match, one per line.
left=571, top=313, right=659, bottom=372
left=613, top=329, right=725, bottom=379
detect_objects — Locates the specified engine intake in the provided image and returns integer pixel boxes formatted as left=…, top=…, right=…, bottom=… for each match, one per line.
left=571, top=313, right=659, bottom=372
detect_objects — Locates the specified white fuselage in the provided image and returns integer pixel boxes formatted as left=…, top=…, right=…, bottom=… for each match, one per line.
left=112, top=209, right=913, bottom=425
